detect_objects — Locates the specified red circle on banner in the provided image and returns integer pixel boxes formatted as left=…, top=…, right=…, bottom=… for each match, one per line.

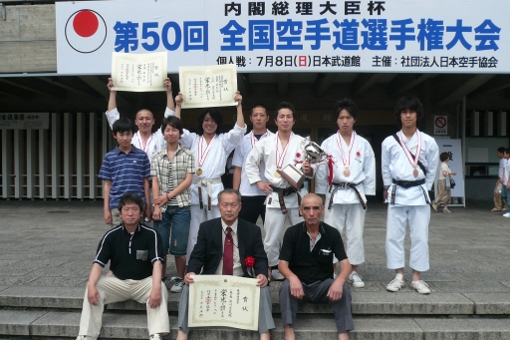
left=435, top=116, right=447, bottom=129
left=73, top=10, right=99, bottom=37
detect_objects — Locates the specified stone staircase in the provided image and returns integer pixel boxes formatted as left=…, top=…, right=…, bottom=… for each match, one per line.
left=2, top=281, right=510, bottom=339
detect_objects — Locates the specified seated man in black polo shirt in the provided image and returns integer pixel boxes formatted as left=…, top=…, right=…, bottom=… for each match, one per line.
left=75, top=193, right=169, bottom=340
left=278, top=193, right=354, bottom=340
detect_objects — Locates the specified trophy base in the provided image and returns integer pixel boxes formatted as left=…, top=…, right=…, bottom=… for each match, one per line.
left=277, top=164, right=305, bottom=190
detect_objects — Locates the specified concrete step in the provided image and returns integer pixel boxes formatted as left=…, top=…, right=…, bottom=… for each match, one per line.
left=2, top=285, right=510, bottom=316
left=2, top=309, right=510, bottom=340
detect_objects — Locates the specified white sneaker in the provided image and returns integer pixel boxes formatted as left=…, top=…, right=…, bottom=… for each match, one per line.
left=386, top=276, right=405, bottom=292
left=348, top=271, right=365, bottom=288
left=411, top=280, right=431, bottom=294
left=149, top=334, right=163, bottom=340
left=170, top=277, right=185, bottom=293
left=271, top=269, right=285, bottom=281
left=503, top=212, right=510, bottom=218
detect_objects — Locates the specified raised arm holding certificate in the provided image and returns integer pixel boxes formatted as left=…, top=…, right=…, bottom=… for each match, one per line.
left=111, top=52, right=168, bottom=92
left=179, top=64, right=238, bottom=109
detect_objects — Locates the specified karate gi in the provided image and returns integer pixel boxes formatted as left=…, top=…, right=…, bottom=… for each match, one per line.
left=245, top=132, right=314, bottom=267
left=105, top=107, right=174, bottom=163
left=381, top=130, right=439, bottom=272
left=232, top=130, right=274, bottom=223
left=315, top=131, right=376, bottom=265
left=178, top=123, right=246, bottom=259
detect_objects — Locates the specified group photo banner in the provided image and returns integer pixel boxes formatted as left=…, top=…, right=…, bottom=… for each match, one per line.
left=56, top=0, right=510, bottom=74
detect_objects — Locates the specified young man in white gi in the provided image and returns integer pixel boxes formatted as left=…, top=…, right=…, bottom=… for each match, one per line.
left=382, top=96, right=439, bottom=294
left=245, top=102, right=314, bottom=281
left=173, top=92, right=246, bottom=260
left=232, top=103, right=274, bottom=224
left=105, top=77, right=175, bottom=163
left=315, top=99, right=376, bottom=288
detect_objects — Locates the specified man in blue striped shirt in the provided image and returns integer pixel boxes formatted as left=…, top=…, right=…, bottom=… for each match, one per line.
left=99, top=118, right=151, bottom=226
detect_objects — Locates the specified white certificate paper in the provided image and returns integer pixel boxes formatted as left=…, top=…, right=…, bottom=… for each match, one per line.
left=188, top=275, right=260, bottom=331
left=111, top=52, right=167, bottom=92
left=179, top=64, right=238, bottom=109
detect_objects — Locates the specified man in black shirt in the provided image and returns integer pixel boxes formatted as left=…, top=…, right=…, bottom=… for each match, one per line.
left=278, top=194, right=354, bottom=340
left=75, top=193, right=169, bottom=340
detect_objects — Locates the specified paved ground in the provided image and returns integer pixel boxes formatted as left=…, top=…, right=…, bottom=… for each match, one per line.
left=1, top=198, right=509, bottom=295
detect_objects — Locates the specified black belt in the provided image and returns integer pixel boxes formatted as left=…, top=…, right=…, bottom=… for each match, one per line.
left=390, top=179, right=429, bottom=204
left=328, top=182, right=366, bottom=210
left=270, top=185, right=302, bottom=214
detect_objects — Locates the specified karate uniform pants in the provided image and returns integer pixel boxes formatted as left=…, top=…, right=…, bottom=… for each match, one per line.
left=279, top=279, right=354, bottom=334
left=187, top=205, right=221, bottom=263
left=178, top=284, right=275, bottom=335
left=324, top=203, right=366, bottom=266
left=78, top=276, right=169, bottom=339
left=264, top=207, right=303, bottom=267
left=386, top=204, right=430, bottom=272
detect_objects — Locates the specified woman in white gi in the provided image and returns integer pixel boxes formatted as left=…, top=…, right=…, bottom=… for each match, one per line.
left=315, top=99, right=376, bottom=288
left=173, top=92, right=246, bottom=260
left=245, top=102, right=314, bottom=281
left=382, top=96, right=439, bottom=295
left=432, top=152, right=456, bottom=213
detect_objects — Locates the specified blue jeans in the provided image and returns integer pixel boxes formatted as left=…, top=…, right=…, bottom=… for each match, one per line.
left=153, top=206, right=190, bottom=256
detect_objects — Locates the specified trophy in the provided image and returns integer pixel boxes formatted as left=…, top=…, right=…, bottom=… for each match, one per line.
left=277, top=137, right=327, bottom=189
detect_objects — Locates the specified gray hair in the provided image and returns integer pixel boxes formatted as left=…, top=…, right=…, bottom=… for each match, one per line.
left=217, top=189, right=242, bottom=203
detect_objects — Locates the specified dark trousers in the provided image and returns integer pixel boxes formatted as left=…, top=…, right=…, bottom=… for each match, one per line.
left=239, top=195, right=266, bottom=225
left=279, top=279, right=354, bottom=334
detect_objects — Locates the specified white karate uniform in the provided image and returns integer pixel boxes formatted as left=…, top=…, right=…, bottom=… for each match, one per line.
left=232, top=130, right=274, bottom=197
left=315, top=131, right=376, bottom=265
left=105, top=107, right=174, bottom=163
left=179, top=123, right=246, bottom=259
left=245, top=132, right=313, bottom=266
left=381, top=130, right=439, bottom=272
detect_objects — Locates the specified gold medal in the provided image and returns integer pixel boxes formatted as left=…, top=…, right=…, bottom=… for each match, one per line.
left=343, top=169, right=351, bottom=177
left=196, top=168, right=203, bottom=176
left=413, top=169, right=419, bottom=177
left=274, top=171, right=281, bottom=178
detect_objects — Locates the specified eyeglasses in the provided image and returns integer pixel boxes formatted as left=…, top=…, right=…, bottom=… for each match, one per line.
left=219, top=202, right=240, bottom=208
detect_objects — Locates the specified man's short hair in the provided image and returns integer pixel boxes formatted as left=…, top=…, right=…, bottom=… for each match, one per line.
left=498, top=146, right=506, bottom=153
left=275, top=101, right=296, bottom=121
left=118, top=192, right=144, bottom=212
left=161, top=116, right=184, bottom=135
left=505, top=148, right=510, bottom=155
left=335, top=98, right=358, bottom=120
left=217, top=189, right=242, bottom=203
left=197, top=108, right=223, bottom=135
left=439, top=152, right=450, bottom=162
left=251, top=103, right=267, bottom=115
left=113, top=118, right=136, bottom=134
left=300, top=193, right=324, bottom=206
left=394, top=96, right=424, bottom=127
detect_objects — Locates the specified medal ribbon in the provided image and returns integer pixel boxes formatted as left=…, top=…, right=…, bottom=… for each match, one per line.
left=337, top=131, right=356, bottom=169
left=275, top=132, right=291, bottom=169
left=137, top=134, right=153, bottom=154
left=198, top=135, right=216, bottom=166
left=398, top=130, right=422, bottom=168
left=250, top=130, right=269, bottom=148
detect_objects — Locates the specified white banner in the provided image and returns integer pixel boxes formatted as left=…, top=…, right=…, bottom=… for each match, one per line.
left=188, top=275, right=260, bottom=331
left=56, top=0, right=510, bottom=74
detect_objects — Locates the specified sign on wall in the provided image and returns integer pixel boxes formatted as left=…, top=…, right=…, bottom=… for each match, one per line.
left=56, top=0, right=510, bottom=74
left=434, top=115, right=448, bottom=135
left=0, top=113, right=49, bottom=130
